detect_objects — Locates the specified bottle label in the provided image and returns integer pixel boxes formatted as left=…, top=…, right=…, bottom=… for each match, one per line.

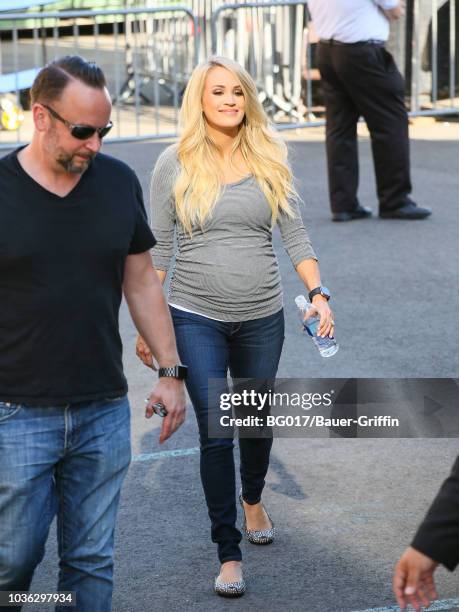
left=304, top=318, right=319, bottom=337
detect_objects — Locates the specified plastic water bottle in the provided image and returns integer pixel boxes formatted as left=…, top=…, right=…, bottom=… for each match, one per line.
left=295, top=295, right=339, bottom=358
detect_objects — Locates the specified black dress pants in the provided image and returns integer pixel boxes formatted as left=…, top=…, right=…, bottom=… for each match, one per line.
left=317, top=41, right=412, bottom=213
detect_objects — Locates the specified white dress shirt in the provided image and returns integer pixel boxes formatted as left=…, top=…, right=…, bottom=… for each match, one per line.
left=307, top=0, right=399, bottom=43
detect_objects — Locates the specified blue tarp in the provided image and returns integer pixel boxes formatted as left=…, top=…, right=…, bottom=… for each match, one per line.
left=0, top=68, right=40, bottom=93
left=0, top=1, right=57, bottom=10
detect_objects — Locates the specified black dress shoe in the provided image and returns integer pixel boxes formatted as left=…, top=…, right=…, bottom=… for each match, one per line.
left=332, top=205, right=372, bottom=222
left=380, top=202, right=432, bottom=219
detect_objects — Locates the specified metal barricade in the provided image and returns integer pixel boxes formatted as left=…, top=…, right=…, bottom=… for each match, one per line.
left=0, top=2, right=458, bottom=147
left=0, top=6, right=199, bottom=148
left=409, top=0, right=458, bottom=116
left=210, top=0, right=324, bottom=129
left=209, top=0, right=459, bottom=128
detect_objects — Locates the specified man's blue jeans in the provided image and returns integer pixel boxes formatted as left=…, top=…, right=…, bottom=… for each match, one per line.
left=0, top=396, right=131, bottom=612
left=171, top=306, right=284, bottom=563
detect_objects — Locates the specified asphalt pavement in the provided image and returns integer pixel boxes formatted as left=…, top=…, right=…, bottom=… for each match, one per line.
left=15, top=123, right=459, bottom=611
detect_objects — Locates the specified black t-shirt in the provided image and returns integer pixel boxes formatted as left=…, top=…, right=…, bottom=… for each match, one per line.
left=0, top=148, right=156, bottom=405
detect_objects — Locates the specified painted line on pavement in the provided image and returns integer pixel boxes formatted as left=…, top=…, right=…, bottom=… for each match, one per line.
left=353, top=599, right=459, bottom=612
left=132, top=447, right=200, bottom=462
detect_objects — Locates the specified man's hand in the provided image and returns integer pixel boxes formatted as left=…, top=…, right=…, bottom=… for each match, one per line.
left=145, top=378, right=186, bottom=444
left=384, top=0, right=406, bottom=20
left=393, top=546, right=439, bottom=611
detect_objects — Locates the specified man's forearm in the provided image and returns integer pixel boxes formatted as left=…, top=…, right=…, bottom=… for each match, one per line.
left=125, top=275, right=179, bottom=367
left=411, top=457, right=459, bottom=572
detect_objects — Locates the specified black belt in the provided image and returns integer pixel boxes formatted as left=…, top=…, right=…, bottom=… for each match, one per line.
left=319, top=38, right=385, bottom=47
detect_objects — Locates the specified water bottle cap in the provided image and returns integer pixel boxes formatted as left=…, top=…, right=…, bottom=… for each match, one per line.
left=295, top=295, right=310, bottom=309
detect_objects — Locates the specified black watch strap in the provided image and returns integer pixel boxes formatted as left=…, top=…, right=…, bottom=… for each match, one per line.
left=308, top=286, right=331, bottom=302
left=158, top=365, right=188, bottom=380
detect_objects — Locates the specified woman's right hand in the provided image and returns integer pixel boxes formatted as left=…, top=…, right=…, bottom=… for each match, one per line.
left=136, top=334, right=156, bottom=369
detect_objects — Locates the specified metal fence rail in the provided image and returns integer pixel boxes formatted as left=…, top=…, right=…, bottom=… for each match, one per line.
left=0, top=1, right=458, bottom=148
left=139, top=0, right=459, bottom=125
left=410, top=0, right=458, bottom=116
left=0, top=6, right=199, bottom=147
left=210, top=0, right=322, bottom=128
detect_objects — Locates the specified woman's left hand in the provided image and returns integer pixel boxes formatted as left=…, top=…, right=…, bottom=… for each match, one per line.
left=136, top=334, right=158, bottom=370
left=311, top=297, right=335, bottom=338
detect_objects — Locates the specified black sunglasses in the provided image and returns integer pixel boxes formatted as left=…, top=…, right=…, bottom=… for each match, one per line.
left=42, top=104, right=113, bottom=140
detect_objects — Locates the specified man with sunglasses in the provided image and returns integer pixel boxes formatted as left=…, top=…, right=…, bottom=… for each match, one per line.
left=0, top=56, right=187, bottom=611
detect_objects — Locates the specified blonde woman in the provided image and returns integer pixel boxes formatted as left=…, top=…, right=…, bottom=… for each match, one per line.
left=137, top=56, right=334, bottom=597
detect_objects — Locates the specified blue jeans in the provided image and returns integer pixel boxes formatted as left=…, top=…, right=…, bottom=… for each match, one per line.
left=171, top=306, right=284, bottom=563
left=0, top=396, right=131, bottom=612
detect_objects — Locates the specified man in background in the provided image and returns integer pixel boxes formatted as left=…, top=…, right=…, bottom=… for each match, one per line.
left=308, top=0, right=432, bottom=221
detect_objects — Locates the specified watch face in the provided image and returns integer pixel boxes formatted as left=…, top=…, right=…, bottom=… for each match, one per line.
left=321, top=286, right=331, bottom=298
left=177, top=365, right=188, bottom=380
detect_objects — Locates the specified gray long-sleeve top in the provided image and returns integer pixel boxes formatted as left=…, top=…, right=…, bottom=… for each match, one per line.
left=150, top=144, right=317, bottom=321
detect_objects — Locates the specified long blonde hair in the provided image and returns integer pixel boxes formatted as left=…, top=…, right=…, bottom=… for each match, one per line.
left=175, top=56, right=297, bottom=235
